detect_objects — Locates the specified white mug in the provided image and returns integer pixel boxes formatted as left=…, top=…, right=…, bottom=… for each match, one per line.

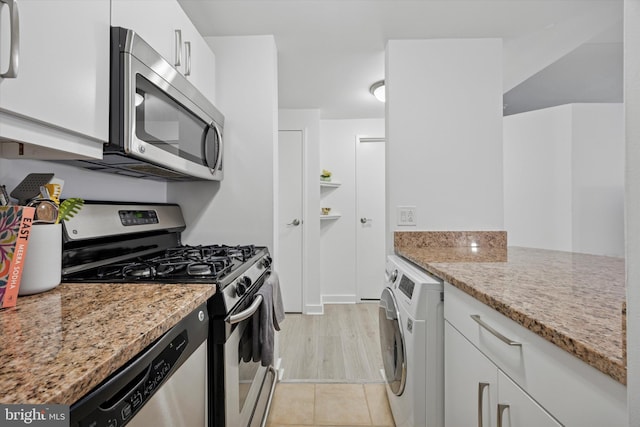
left=19, top=223, right=62, bottom=296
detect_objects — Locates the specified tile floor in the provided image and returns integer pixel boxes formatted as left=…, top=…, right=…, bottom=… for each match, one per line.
left=266, top=383, right=395, bottom=427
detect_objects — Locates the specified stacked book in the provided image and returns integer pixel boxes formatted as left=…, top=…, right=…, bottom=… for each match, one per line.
left=0, top=206, right=35, bottom=308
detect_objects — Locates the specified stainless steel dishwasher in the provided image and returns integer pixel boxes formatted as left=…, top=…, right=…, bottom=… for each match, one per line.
left=70, top=304, right=209, bottom=427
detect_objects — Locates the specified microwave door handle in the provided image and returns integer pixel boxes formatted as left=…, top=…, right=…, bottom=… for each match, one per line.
left=0, top=0, right=20, bottom=78
left=213, top=125, right=223, bottom=172
left=204, top=125, right=223, bottom=174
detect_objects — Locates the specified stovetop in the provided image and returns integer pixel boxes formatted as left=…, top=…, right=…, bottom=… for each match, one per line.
left=60, top=203, right=271, bottom=294
left=63, top=244, right=269, bottom=287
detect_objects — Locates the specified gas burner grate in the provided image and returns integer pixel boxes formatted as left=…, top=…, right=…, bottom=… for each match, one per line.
left=165, top=244, right=257, bottom=262
left=67, top=242, right=265, bottom=284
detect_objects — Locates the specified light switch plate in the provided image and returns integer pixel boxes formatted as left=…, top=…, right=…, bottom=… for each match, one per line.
left=397, top=206, right=417, bottom=226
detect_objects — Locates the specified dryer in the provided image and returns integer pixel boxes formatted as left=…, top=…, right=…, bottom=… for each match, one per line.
left=379, top=255, right=444, bottom=427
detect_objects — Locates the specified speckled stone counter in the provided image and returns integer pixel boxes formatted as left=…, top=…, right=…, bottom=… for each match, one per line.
left=0, top=283, right=216, bottom=404
left=395, top=232, right=626, bottom=384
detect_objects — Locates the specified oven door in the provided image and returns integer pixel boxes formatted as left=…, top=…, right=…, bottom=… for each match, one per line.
left=225, top=296, right=278, bottom=427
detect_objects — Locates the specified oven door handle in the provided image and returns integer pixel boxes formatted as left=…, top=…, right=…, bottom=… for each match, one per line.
left=227, top=295, right=263, bottom=325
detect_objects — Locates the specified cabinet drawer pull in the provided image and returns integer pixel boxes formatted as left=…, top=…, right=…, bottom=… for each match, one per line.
left=497, top=403, right=509, bottom=427
left=184, top=41, right=191, bottom=76
left=0, top=0, right=20, bottom=78
left=174, top=29, right=182, bottom=67
left=470, top=314, right=522, bottom=347
left=477, top=382, right=489, bottom=427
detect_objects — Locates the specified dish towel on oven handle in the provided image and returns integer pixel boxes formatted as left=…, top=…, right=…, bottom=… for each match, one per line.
left=252, top=271, right=286, bottom=366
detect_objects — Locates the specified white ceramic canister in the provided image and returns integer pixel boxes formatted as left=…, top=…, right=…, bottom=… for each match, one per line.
left=19, top=223, right=62, bottom=296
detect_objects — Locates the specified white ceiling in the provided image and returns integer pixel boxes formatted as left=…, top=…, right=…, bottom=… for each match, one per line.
left=179, top=0, right=623, bottom=119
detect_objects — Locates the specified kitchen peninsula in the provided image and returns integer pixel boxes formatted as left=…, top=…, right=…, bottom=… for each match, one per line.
left=395, top=231, right=627, bottom=426
left=0, top=283, right=215, bottom=405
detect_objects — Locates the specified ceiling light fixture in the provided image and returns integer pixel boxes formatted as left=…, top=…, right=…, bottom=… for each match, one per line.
left=369, top=80, right=385, bottom=103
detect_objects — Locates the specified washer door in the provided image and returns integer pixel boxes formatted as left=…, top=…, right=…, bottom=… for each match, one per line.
left=379, top=287, right=406, bottom=396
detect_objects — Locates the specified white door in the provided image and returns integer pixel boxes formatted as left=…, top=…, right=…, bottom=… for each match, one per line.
left=356, top=136, right=386, bottom=300
left=278, top=130, right=304, bottom=312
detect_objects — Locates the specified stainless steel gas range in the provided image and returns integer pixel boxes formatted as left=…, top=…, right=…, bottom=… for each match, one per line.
left=63, top=202, right=277, bottom=427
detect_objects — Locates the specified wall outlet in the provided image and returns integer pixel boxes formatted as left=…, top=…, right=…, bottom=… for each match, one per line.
left=397, top=206, right=417, bottom=226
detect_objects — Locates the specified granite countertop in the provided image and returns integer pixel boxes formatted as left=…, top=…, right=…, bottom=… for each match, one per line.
left=0, top=283, right=216, bottom=405
left=395, top=232, right=626, bottom=385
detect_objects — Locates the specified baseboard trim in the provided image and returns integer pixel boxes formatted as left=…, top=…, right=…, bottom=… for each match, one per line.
left=322, top=294, right=357, bottom=304
left=304, top=304, right=324, bottom=315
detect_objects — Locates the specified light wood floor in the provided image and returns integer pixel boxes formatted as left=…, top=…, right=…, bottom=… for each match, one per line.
left=278, top=303, right=384, bottom=382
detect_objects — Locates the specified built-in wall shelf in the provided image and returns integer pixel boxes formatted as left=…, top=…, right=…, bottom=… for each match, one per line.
left=320, top=181, right=341, bottom=188
left=320, top=214, right=341, bottom=220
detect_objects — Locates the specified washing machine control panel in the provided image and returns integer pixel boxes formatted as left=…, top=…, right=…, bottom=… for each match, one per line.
left=398, top=275, right=415, bottom=299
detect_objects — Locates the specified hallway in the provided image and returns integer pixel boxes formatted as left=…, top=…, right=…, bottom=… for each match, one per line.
left=278, top=303, right=384, bottom=382
left=269, top=303, right=394, bottom=426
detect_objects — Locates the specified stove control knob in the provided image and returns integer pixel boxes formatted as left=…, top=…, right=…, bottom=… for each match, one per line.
left=236, top=276, right=252, bottom=297
left=260, top=256, right=272, bottom=269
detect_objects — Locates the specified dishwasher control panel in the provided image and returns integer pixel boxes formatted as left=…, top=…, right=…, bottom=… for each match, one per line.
left=80, top=332, right=189, bottom=427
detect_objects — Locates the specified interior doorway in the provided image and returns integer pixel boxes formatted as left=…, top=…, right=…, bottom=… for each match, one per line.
left=278, top=130, right=304, bottom=312
left=356, top=136, right=386, bottom=301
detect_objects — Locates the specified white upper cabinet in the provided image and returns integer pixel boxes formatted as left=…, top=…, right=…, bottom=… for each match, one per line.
left=111, top=0, right=216, bottom=104
left=0, top=0, right=110, bottom=159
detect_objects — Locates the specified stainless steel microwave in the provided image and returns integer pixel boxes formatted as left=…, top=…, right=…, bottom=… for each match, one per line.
left=66, top=27, right=224, bottom=181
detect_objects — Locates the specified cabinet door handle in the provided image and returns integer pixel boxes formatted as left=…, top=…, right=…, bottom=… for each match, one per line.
left=174, top=29, right=182, bottom=67
left=184, top=41, right=191, bottom=76
left=497, top=403, right=509, bottom=427
left=470, top=314, right=522, bottom=347
left=0, top=0, right=20, bottom=78
left=477, top=382, right=489, bottom=427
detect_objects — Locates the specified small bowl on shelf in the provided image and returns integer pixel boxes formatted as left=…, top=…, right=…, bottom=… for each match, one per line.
left=321, top=207, right=331, bottom=215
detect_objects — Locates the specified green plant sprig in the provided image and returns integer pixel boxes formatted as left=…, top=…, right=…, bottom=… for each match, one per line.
left=56, top=198, right=85, bottom=224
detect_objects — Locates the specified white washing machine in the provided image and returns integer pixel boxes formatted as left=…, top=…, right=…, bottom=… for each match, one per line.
left=379, top=255, right=444, bottom=427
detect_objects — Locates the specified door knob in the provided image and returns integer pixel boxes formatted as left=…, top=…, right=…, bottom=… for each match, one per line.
left=287, top=219, right=301, bottom=226
left=360, top=217, right=372, bottom=224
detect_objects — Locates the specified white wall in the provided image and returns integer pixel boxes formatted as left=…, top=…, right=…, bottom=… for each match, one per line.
left=0, top=159, right=166, bottom=203
left=504, top=103, right=624, bottom=257
left=625, top=0, right=640, bottom=424
left=319, top=119, right=384, bottom=302
left=279, top=109, right=322, bottom=314
left=385, top=39, right=504, bottom=254
left=504, top=106, right=574, bottom=251
left=572, top=104, right=625, bottom=256
left=167, top=36, right=278, bottom=251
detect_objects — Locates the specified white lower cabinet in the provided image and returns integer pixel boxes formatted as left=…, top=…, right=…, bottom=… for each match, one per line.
left=445, top=321, right=560, bottom=427
left=444, top=282, right=626, bottom=427
left=496, top=371, right=561, bottom=427
left=445, top=321, right=497, bottom=427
